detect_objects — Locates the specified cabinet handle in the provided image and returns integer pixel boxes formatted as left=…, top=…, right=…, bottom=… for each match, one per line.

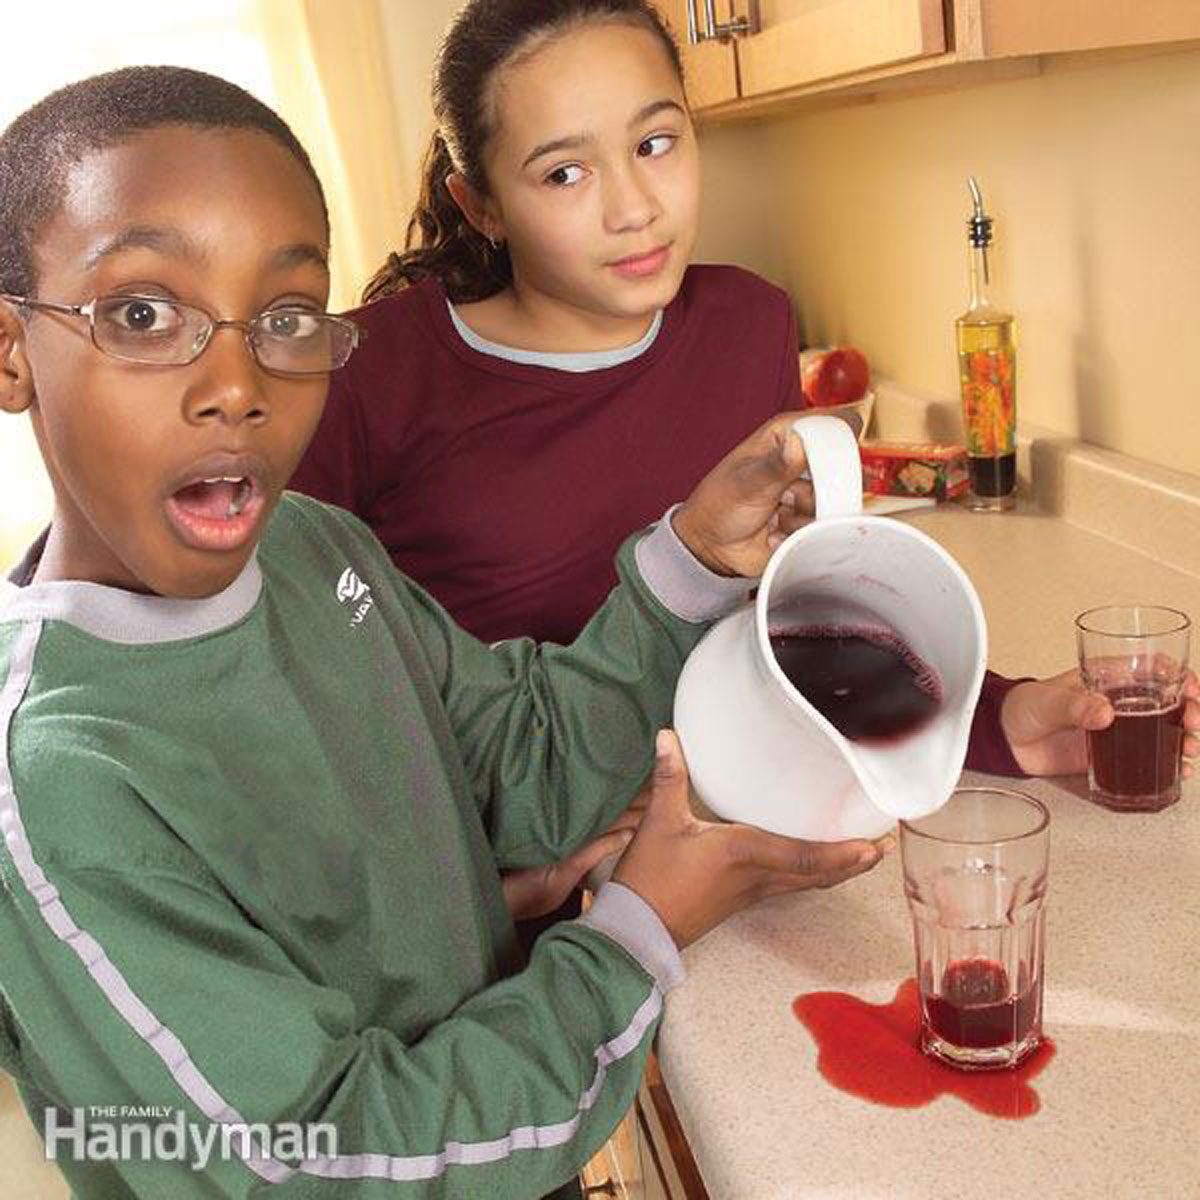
left=582, top=1181, right=619, bottom=1197
left=688, top=0, right=756, bottom=44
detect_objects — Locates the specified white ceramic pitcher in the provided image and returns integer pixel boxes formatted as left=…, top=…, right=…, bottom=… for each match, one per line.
left=673, top=415, right=988, bottom=840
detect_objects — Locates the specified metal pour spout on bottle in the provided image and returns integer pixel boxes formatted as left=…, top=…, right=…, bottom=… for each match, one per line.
left=955, top=177, right=1017, bottom=512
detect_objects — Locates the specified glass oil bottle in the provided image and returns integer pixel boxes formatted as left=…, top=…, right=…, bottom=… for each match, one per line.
left=955, top=177, right=1016, bottom=511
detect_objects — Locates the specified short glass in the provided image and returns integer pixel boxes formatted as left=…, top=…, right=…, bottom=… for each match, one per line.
left=901, top=787, right=1049, bottom=1070
left=1075, top=605, right=1190, bottom=812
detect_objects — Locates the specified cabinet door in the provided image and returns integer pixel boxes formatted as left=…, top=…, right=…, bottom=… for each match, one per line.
left=635, top=1098, right=676, bottom=1200
left=979, top=0, right=1200, bottom=56
left=735, top=0, right=947, bottom=97
left=654, top=0, right=740, bottom=110
left=634, top=1060, right=711, bottom=1200
left=581, top=1102, right=640, bottom=1198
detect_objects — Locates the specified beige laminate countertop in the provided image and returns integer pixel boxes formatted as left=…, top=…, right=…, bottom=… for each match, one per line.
left=657, top=498, right=1200, bottom=1200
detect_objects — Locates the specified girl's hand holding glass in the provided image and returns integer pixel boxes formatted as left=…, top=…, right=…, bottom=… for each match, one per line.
left=1001, top=667, right=1200, bottom=778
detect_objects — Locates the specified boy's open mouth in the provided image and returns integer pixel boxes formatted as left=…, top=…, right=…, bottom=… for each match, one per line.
left=165, top=468, right=268, bottom=554
left=175, top=476, right=254, bottom=519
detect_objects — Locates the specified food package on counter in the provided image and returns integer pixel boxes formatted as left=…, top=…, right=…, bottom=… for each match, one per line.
left=859, top=441, right=969, bottom=501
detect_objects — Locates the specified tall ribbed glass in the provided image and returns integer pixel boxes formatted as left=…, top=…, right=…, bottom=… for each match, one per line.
left=901, top=787, right=1049, bottom=1069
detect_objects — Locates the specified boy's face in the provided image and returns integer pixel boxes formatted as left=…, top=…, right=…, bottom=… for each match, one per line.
left=0, top=126, right=330, bottom=598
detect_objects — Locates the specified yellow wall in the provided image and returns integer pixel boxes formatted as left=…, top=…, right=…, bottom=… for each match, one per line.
left=375, top=0, right=465, bottom=232
left=692, top=123, right=788, bottom=289
left=742, top=45, right=1200, bottom=478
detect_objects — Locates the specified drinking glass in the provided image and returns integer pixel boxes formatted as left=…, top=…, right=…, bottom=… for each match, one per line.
left=1075, top=605, right=1190, bottom=812
left=901, top=787, right=1049, bottom=1070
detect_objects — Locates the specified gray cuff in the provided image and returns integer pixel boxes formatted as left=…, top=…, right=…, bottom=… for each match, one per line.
left=577, top=882, right=685, bottom=994
left=634, top=504, right=755, bottom=624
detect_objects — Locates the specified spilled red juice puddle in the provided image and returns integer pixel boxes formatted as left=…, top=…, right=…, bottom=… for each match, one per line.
left=792, top=979, right=1055, bottom=1119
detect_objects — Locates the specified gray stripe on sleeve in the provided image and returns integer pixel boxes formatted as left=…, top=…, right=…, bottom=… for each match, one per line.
left=577, top=881, right=685, bottom=994
left=634, top=504, right=754, bottom=624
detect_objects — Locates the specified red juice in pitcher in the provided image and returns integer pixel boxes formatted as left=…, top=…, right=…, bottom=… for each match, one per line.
left=769, top=626, right=941, bottom=742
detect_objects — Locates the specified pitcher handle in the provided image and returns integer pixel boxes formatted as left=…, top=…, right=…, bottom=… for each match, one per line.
left=791, top=414, right=864, bottom=519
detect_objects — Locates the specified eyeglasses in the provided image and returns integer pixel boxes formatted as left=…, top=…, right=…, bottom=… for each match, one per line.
left=0, top=292, right=363, bottom=375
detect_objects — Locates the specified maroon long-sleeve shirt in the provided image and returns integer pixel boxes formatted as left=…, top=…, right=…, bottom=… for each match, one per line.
left=292, top=265, right=1024, bottom=776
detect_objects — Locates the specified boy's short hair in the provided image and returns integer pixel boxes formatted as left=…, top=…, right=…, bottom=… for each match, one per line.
left=0, top=65, right=328, bottom=296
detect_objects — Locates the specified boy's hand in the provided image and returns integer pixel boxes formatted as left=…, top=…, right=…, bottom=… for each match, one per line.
left=501, top=784, right=649, bottom=922
left=501, top=830, right=634, bottom=922
left=671, top=412, right=817, bottom=578
left=1001, top=668, right=1200, bottom=777
left=612, top=731, right=890, bottom=950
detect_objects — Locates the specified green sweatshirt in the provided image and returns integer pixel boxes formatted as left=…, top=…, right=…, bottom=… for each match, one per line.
left=0, top=494, right=749, bottom=1199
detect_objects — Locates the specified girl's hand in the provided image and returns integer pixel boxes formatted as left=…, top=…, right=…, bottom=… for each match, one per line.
left=501, top=783, right=650, bottom=922
left=501, top=831, right=634, bottom=922
left=1001, top=668, right=1200, bottom=777
left=612, top=731, right=890, bottom=950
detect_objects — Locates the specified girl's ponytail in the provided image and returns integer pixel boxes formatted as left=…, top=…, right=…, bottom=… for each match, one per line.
left=362, top=132, right=510, bottom=304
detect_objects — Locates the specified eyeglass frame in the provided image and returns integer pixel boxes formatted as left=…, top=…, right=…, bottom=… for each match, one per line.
left=0, top=291, right=365, bottom=376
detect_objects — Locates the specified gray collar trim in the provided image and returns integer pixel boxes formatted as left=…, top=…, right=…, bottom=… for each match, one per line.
left=446, top=301, right=662, bottom=372
left=1, top=555, right=262, bottom=645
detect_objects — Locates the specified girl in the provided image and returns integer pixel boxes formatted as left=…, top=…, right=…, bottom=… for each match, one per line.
left=291, top=0, right=1197, bottom=917
left=291, top=0, right=797, bottom=646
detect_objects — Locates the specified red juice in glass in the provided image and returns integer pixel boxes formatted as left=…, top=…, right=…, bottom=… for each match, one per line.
left=1086, top=686, right=1184, bottom=812
left=922, top=959, right=1042, bottom=1052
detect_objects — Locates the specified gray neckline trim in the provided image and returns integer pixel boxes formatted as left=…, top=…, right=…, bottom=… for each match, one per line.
left=446, top=301, right=662, bottom=372
left=0, top=556, right=262, bottom=645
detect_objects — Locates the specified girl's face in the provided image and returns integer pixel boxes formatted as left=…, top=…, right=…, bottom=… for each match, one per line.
left=480, top=21, right=701, bottom=325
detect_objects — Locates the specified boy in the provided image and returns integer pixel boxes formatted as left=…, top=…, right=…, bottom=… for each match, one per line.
left=0, top=67, right=882, bottom=1198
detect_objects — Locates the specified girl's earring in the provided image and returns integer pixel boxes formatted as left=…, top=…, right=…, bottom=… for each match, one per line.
left=487, top=232, right=504, bottom=251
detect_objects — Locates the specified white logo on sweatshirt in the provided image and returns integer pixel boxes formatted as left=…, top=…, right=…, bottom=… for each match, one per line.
left=335, top=567, right=374, bottom=627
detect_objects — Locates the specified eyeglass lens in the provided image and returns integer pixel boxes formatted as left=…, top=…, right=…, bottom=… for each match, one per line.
left=91, top=296, right=353, bottom=373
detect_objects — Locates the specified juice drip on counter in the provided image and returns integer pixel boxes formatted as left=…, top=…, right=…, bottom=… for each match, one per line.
left=792, top=979, right=1055, bottom=1120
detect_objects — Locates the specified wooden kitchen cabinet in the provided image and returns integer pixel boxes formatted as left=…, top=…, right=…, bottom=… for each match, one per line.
left=579, top=1056, right=709, bottom=1200
left=580, top=1102, right=641, bottom=1197
left=634, top=1059, right=709, bottom=1200
left=654, top=0, right=740, bottom=109
left=663, top=0, right=1200, bottom=121
left=657, top=0, right=945, bottom=108
left=976, top=0, right=1200, bottom=57
left=735, top=0, right=947, bottom=97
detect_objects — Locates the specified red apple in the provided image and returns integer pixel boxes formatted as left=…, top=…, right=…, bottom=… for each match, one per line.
left=800, top=347, right=871, bottom=407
